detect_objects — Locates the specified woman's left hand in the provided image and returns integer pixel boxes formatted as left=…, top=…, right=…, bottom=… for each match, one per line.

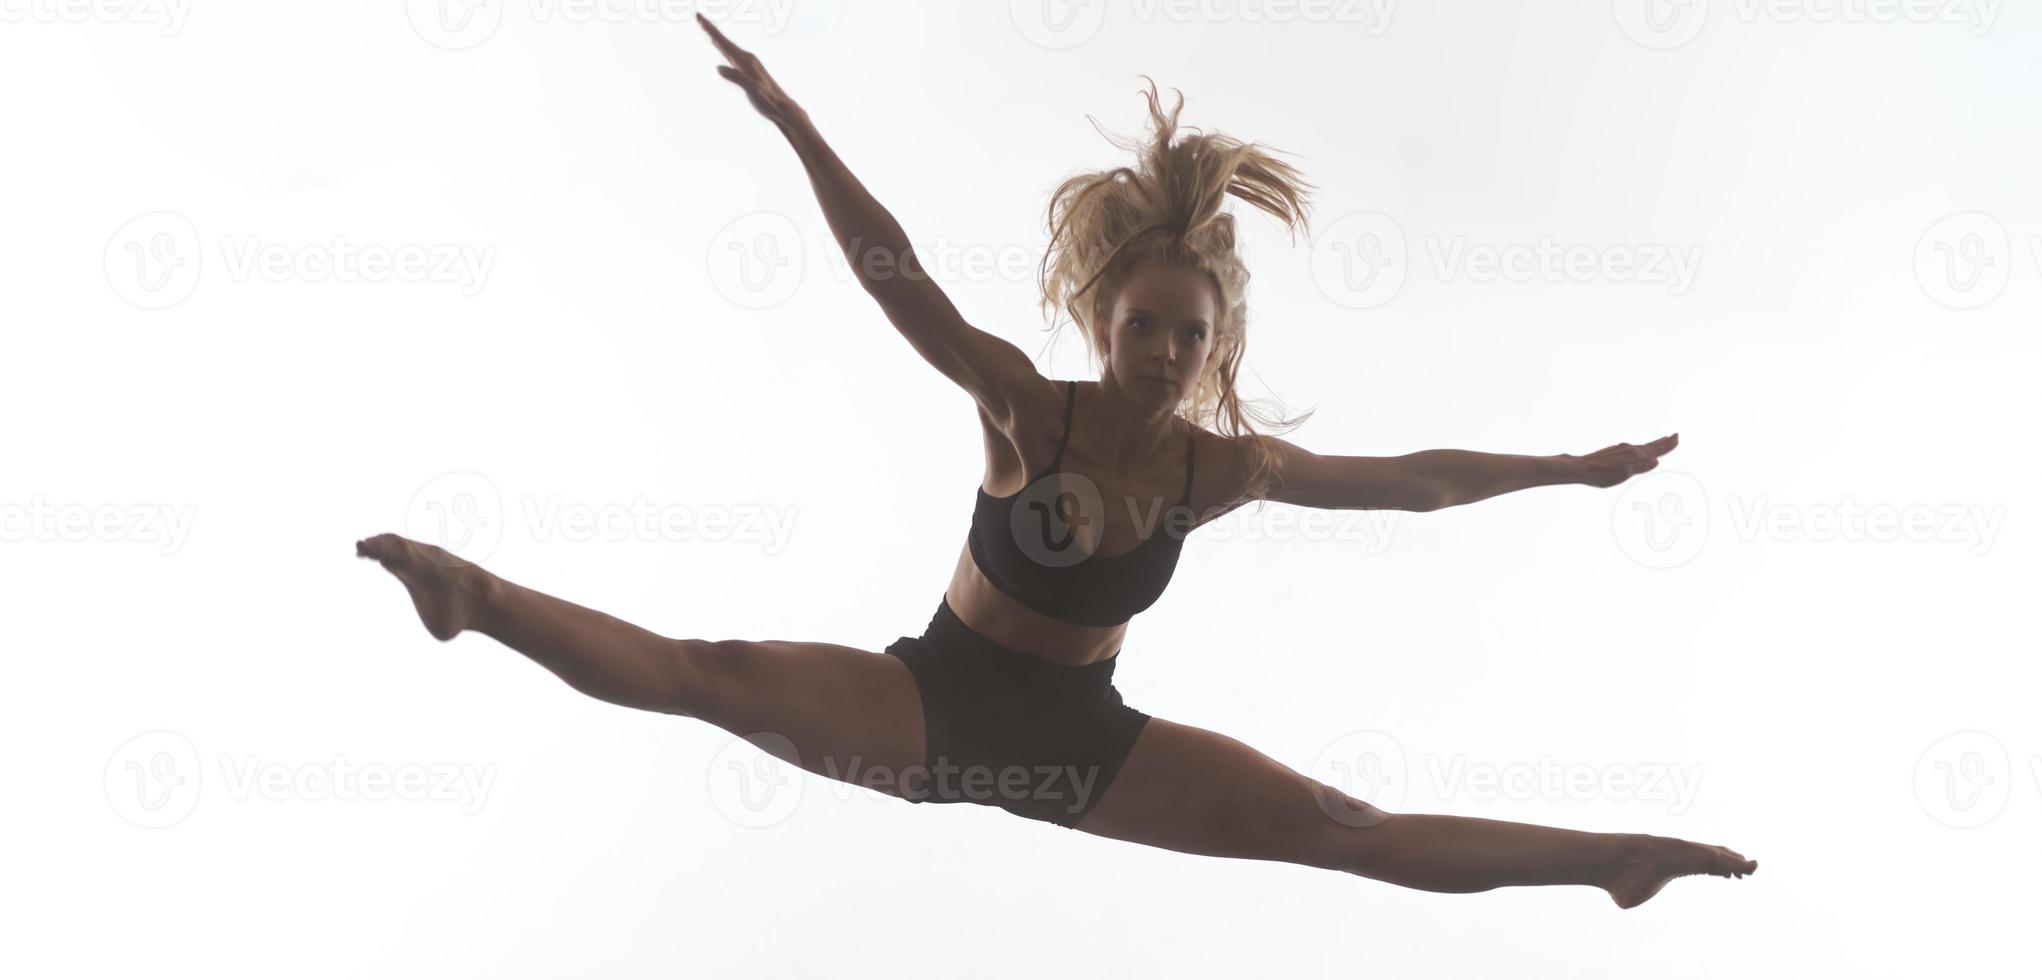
left=1564, top=434, right=1678, bottom=488
left=697, top=13, right=808, bottom=132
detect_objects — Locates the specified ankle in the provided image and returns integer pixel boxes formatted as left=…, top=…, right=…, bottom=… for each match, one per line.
left=466, top=567, right=505, bottom=635
left=1606, top=833, right=1653, bottom=874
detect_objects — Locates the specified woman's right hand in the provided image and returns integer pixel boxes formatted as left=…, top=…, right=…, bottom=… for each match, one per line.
left=696, top=14, right=808, bottom=132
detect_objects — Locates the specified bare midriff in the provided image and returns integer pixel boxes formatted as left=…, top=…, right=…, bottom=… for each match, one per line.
left=943, top=540, right=1129, bottom=668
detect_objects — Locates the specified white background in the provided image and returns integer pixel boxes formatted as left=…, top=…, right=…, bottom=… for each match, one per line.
left=4, top=0, right=2037, bottom=976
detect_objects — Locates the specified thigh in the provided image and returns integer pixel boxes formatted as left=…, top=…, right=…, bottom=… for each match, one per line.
left=684, top=638, right=926, bottom=800
left=1073, top=716, right=1386, bottom=872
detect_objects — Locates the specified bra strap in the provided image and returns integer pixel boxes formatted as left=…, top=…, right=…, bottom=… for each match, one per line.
left=1046, top=380, right=1078, bottom=472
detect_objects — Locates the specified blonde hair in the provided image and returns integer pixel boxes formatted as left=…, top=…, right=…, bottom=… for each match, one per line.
left=1036, top=77, right=1316, bottom=501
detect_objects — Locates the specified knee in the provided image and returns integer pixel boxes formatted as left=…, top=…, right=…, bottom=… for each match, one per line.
left=1307, top=784, right=1402, bottom=874
left=1309, top=780, right=1395, bottom=831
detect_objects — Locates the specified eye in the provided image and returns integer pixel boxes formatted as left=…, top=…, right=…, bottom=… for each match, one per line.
left=1130, top=316, right=1151, bottom=330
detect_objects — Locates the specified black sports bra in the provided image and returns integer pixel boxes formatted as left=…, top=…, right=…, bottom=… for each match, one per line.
left=967, top=380, right=1197, bottom=628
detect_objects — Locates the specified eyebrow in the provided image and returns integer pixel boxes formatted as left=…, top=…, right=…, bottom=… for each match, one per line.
left=1129, top=307, right=1210, bottom=328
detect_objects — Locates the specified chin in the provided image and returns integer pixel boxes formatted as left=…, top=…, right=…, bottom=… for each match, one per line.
left=1141, top=384, right=1184, bottom=408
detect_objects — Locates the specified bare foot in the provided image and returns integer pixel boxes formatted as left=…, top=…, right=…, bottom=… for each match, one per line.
left=356, top=533, right=492, bottom=641
left=1601, top=834, right=1758, bottom=910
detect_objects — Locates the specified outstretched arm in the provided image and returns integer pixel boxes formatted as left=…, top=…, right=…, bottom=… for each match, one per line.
left=697, top=15, right=1051, bottom=429
left=1261, top=433, right=1679, bottom=511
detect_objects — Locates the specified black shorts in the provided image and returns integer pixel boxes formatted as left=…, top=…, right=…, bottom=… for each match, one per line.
left=882, top=598, right=1152, bottom=828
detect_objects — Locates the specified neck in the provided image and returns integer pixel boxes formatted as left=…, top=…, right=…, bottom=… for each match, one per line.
left=1095, top=372, right=1179, bottom=476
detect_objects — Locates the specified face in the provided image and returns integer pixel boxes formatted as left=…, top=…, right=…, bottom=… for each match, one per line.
left=1102, top=262, right=1219, bottom=407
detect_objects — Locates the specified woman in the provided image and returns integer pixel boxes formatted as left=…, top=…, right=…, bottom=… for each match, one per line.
left=356, top=14, right=1756, bottom=909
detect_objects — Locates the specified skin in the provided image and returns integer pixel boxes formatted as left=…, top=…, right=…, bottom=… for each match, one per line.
left=355, top=15, right=1757, bottom=911
left=947, top=262, right=1223, bottom=666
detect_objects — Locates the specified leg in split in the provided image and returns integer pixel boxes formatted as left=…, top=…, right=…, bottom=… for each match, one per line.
left=356, top=532, right=1756, bottom=907
left=354, top=533, right=927, bottom=796
left=1074, top=716, right=1757, bottom=909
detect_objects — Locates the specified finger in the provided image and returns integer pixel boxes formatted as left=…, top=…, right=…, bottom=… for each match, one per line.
left=715, top=64, right=761, bottom=95
left=696, top=13, right=748, bottom=64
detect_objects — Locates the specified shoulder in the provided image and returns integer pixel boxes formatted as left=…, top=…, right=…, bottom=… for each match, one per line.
left=1179, top=418, right=1270, bottom=526
left=979, top=376, right=1077, bottom=485
left=988, top=375, right=1073, bottom=442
